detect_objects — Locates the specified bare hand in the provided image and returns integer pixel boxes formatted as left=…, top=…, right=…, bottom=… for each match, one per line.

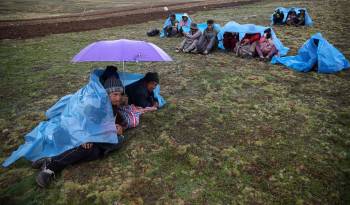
left=81, top=143, right=93, bottom=149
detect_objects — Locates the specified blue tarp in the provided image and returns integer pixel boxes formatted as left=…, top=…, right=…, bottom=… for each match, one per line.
left=2, top=69, right=166, bottom=167
left=271, top=7, right=313, bottom=26
left=160, top=13, right=192, bottom=37
left=271, top=33, right=349, bottom=73
left=217, top=21, right=289, bottom=56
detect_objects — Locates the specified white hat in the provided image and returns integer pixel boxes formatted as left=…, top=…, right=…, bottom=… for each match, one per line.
left=182, top=13, right=189, bottom=18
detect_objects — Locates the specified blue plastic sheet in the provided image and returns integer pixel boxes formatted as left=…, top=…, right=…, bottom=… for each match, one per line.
left=160, top=13, right=192, bottom=37
left=271, top=33, right=350, bottom=73
left=271, top=7, right=313, bottom=26
left=3, top=69, right=166, bottom=167
left=217, top=21, right=289, bottom=56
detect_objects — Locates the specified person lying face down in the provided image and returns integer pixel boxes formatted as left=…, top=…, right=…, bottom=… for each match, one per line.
left=164, top=13, right=179, bottom=37
left=195, top=19, right=219, bottom=55
left=256, top=28, right=278, bottom=60
left=176, top=23, right=202, bottom=53
left=273, top=9, right=285, bottom=25
left=125, top=72, right=160, bottom=108
left=33, top=75, right=129, bottom=188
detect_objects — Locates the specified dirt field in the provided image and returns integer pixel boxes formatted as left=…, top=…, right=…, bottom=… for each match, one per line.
left=0, top=0, right=259, bottom=39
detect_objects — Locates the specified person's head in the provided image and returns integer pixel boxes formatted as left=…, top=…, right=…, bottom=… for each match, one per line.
left=289, top=9, right=297, bottom=17
left=207, top=19, right=214, bottom=30
left=190, top=23, right=198, bottom=32
left=144, top=72, right=159, bottom=92
left=104, top=76, right=124, bottom=106
left=170, top=13, right=176, bottom=21
left=182, top=13, right=189, bottom=22
left=264, top=28, right=272, bottom=39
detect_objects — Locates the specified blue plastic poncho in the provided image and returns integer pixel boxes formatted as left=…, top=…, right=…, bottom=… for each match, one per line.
left=271, top=7, right=313, bottom=26
left=217, top=21, right=289, bottom=56
left=271, top=33, right=349, bottom=73
left=160, top=13, right=192, bottom=37
left=3, top=69, right=166, bottom=167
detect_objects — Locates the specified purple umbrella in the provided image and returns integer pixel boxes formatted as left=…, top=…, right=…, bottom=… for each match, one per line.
left=72, top=39, right=172, bottom=62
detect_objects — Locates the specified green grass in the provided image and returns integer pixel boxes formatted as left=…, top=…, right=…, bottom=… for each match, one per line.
left=0, top=0, right=350, bottom=204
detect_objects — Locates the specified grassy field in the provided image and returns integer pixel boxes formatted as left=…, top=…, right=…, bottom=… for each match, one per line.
left=0, top=0, right=202, bottom=20
left=0, top=0, right=350, bottom=204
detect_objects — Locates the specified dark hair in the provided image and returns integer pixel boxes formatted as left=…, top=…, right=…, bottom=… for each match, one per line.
left=264, top=28, right=271, bottom=34
left=207, top=19, right=214, bottom=25
left=170, top=13, right=176, bottom=18
left=100, top=65, right=119, bottom=84
left=144, top=72, right=159, bottom=84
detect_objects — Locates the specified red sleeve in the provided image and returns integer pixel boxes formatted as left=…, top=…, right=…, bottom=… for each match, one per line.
left=249, top=33, right=261, bottom=43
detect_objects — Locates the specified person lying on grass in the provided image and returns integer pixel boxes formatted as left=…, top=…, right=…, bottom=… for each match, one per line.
left=234, top=32, right=261, bottom=58
left=33, top=75, right=123, bottom=187
left=164, top=13, right=179, bottom=37
left=175, top=22, right=202, bottom=53
left=194, top=19, right=219, bottom=55
left=125, top=72, right=160, bottom=109
left=255, top=28, right=278, bottom=61
left=33, top=72, right=155, bottom=188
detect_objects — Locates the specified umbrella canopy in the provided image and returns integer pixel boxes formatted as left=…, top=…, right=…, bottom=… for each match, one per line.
left=72, top=39, right=172, bottom=62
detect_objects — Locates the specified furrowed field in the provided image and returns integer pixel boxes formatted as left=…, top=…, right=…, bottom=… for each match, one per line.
left=0, top=0, right=349, bottom=204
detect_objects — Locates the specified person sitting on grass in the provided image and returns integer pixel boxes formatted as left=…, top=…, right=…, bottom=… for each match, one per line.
left=175, top=23, right=202, bottom=53
left=255, top=28, right=278, bottom=61
left=223, top=32, right=239, bottom=52
left=296, top=9, right=306, bottom=26
left=33, top=75, right=130, bottom=188
left=234, top=32, right=261, bottom=58
left=272, top=9, right=285, bottom=25
left=164, top=13, right=179, bottom=37
left=125, top=72, right=160, bottom=109
left=195, top=19, right=219, bottom=55
left=286, top=9, right=298, bottom=26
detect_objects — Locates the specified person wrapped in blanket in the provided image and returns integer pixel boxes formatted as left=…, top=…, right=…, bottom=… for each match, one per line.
left=272, top=9, right=285, bottom=25
left=255, top=28, right=278, bottom=61
left=296, top=9, right=306, bottom=26
left=234, top=32, right=261, bottom=58
left=223, top=32, right=239, bottom=52
left=178, top=13, right=190, bottom=35
left=33, top=66, right=150, bottom=188
left=195, top=19, right=219, bottom=55
left=164, top=13, right=179, bottom=37
left=286, top=9, right=298, bottom=26
left=175, top=23, right=202, bottom=53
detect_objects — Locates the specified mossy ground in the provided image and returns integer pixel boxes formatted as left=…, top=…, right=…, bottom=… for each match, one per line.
left=0, top=0, right=349, bottom=204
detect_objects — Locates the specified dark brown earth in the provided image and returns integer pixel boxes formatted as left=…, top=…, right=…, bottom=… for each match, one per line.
left=0, top=0, right=261, bottom=40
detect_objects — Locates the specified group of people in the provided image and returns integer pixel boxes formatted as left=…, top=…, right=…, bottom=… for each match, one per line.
left=33, top=66, right=161, bottom=188
left=223, top=28, right=278, bottom=60
left=273, top=8, right=306, bottom=26
left=163, top=13, right=220, bottom=55
left=163, top=13, right=277, bottom=59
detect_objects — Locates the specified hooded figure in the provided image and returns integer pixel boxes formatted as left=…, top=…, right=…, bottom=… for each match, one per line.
left=176, top=23, right=202, bottom=53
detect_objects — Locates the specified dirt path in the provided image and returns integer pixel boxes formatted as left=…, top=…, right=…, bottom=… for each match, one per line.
left=0, top=0, right=261, bottom=40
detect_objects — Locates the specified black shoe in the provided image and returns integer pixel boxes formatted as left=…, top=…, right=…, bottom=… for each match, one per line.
left=32, top=157, right=51, bottom=169
left=36, top=169, right=55, bottom=188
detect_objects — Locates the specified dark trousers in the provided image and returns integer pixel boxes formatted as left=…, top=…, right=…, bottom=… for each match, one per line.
left=46, top=136, right=126, bottom=173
